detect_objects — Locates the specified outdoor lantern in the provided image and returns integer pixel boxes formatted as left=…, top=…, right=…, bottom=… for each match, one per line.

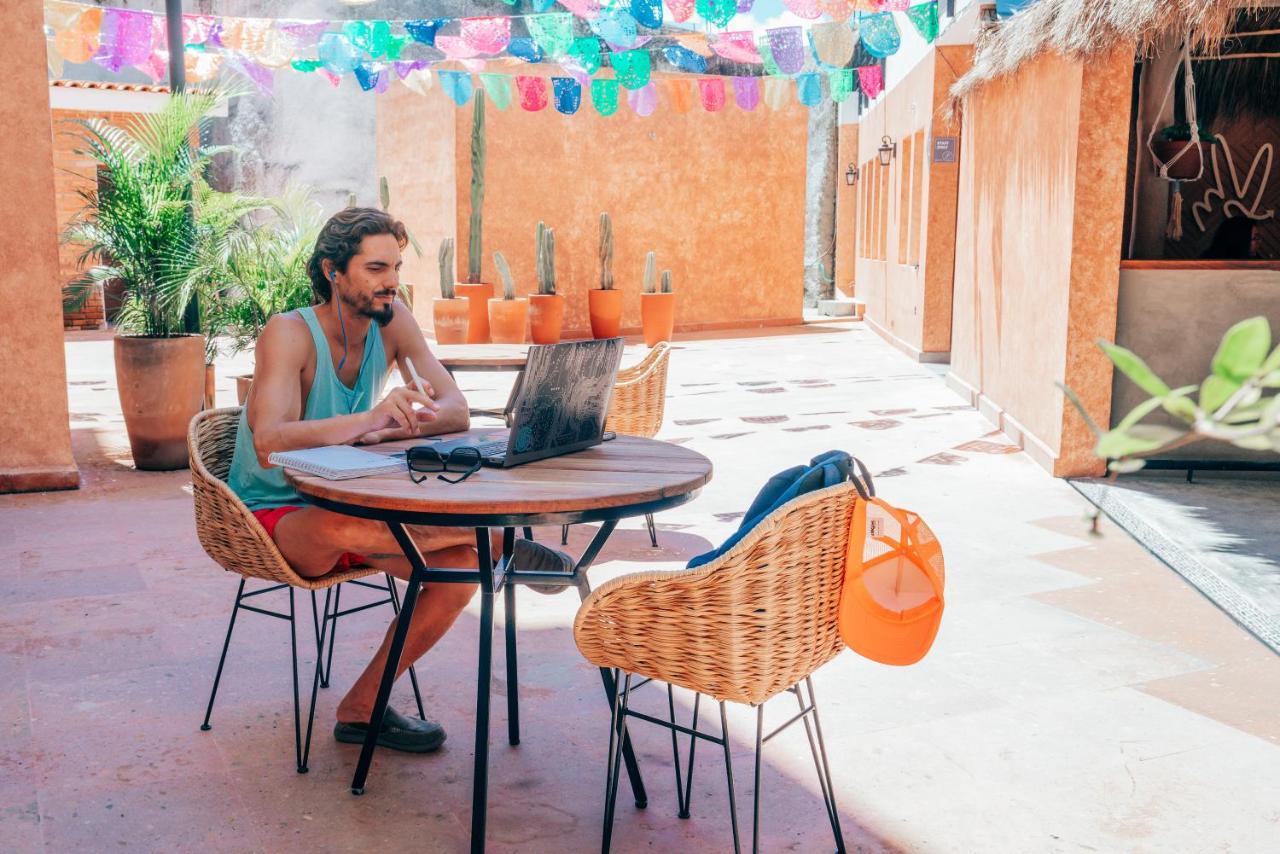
left=845, top=164, right=859, bottom=185
left=878, top=136, right=896, bottom=167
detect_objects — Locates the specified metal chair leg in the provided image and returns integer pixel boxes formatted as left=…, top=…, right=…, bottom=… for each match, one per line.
left=752, top=704, right=764, bottom=854
left=289, top=589, right=305, bottom=774
left=200, top=577, right=246, bottom=731
left=383, top=574, right=427, bottom=720
left=300, top=587, right=334, bottom=774
left=645, top=512, right=658, bottom=548
left=720, top=701, right=742, bottom=854
left=502, top=528, right=520, bottom=747
left=321, top=583, right=341, bottom=689
left=668, top=685, right=701, bottom=819
left=602, top=672, right=632, bottom=854
left=801, top=678, right=846, bottom=853
left=561, top=524, right=570, bottom=545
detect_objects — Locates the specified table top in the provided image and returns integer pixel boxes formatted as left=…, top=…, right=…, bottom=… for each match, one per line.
left=286, top=429, right=712, bottom=521
left=433, top=344, right=530, bottom=370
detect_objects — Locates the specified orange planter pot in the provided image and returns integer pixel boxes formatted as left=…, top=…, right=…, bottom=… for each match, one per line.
left=487, top=298, right=529, bottom=344
left=529, top=293, right=565, bottom=344
left=114, top=334, right=204, bottom=470
left=640, top=292, right=677, bottom=347
left=588, top=288, right=623, bottom=339
left=456, top=282, right=495, bottom=343
left=432, top=297, right=470, bottom=344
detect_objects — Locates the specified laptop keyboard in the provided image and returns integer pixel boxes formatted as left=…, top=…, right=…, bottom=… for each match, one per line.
left=475, top=439, right=507, bottom=459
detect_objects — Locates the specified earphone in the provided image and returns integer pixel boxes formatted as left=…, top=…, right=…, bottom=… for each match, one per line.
left=330, top=269, right=350, bottom=373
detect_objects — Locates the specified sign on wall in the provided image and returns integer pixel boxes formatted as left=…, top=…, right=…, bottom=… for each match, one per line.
left=932, top=136, right=957, bottom=163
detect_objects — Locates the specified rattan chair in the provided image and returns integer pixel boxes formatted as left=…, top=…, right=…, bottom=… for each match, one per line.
left=561, top=342, right=673, bottom=548
left=574, top=481, right=857, bottom=853
left=189, top=407, right=426, bottom=773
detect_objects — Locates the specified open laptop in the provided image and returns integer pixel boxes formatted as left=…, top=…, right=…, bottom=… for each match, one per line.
left=429, top=337, right=625, bottom=467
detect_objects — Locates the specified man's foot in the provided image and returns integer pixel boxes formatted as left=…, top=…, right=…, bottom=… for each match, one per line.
left=334, top=706, right=446, bottom=753
left=510, top=539, right=575, bottom=594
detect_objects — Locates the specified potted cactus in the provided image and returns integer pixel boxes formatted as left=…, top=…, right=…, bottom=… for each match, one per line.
left=641, top=257, right=676, bottom=347
left=488, top=251, right=529, bottom=344
left=588, top=212, right=623, bottom=339
left=455, top=91, right=495, bottom=343
left=432, top=238, right=469, bottom=344
left=529, top=221, right=564, bottom=344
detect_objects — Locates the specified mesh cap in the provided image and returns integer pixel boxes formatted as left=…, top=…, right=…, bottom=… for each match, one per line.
left=839, top=498, right=945, bottom=666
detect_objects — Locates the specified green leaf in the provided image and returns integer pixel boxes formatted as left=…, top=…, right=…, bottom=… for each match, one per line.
left=1262, top=371, right=1280, bottom=389
left=1200, top=374, right=1240, bottom=413
left=1099, top=342, right=1171, bottom=397
left=1108, top=458, right=1148, bottom=474
left=1263, top=344, right=1280, bottom=374
left=1228, top=432, right=1280, bottom=452
left=1211, top=316, right=1271, bottom=382
left=1116, top=396, right=1167, bottom=432
left=1161, top=385, right=1199, bottom=421
left=1096, top=425, right=1186, bottom=459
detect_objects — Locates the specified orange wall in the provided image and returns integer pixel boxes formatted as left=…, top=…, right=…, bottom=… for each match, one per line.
left=852, top=47, right=970, bottom=361
left=379, top=72, right=809, bottom=338
left=949, top=48, right=1133, bottom=477
left=834, top=122, right=858, bottom=298
left=0, top=0, right=78, bottom=492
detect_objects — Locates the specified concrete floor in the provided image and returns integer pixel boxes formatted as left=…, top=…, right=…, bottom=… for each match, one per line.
left=2, top=322, right=1278, bottom=853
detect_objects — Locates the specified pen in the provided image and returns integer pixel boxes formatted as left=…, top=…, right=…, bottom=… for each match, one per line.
left=404, top=356, right=430, bottom=400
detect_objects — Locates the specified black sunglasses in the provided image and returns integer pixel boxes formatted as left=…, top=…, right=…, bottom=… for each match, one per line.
left=407, top=445, right=483, bottom=484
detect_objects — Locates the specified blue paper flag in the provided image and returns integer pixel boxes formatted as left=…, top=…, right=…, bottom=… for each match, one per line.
left=590, top=8, right=639, bottom=47
left=631, top=0, right=664, bottom=29
left=858, top=12, right=901, bottom=59
left=353, top=63, right=382, bottom=92
left=663, top=45, right=707, bottom=73
left=796, top=72, right=823, bottom=107
left=404, top=19, right=447, bottom=47
left=553, top=77, right=583, bottom=114
left=318, top=33, right=359, bottom=75
left=439, top=70, right=474, bottom=106
left=533, top=0, right=558, bottom=9
left=507, top=37, right=546, bottom=63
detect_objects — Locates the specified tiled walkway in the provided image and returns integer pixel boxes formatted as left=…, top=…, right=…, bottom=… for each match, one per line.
left=2, top=322, right=1277, bottom=852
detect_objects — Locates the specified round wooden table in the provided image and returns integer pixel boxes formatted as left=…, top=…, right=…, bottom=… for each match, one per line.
left=286, top=431, right=712, bottom=853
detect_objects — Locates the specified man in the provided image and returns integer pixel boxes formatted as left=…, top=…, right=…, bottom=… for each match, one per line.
left=228, top=207, right=572, bottom=753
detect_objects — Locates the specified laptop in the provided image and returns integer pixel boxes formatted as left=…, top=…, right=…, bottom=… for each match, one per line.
left=429, top=337, right=625, bottom=468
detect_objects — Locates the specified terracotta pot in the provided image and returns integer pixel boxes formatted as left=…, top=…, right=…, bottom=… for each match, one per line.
left=114, top=334, right=205, bottom=470
left=235, top=374, right=253, bottom=406
left=455, top=282, right=495, bottom=343
left=432, top=297, right=470, bottom=344
left=1152, top=139, right=1207, bottom=181
left=588, top=288, right=623, bottom=339
left=487, top=298, right=529, bottom=344
left=640, top=292, right=677, bottom=347
left=529, top=293, right=565, bottom=344
left=204, top=363, right=216, bottom=410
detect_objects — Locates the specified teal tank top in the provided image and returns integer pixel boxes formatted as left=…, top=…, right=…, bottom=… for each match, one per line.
left=228, top=306, right=390, bottom=510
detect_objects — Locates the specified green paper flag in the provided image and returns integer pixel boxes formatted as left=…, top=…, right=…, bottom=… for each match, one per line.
left=829, top=68, right=856, bottom=102
left=527, top=13, right=574, bottom=58
left=906, top=2, right=940, bottom=43
left=610, top=49, right=651, bottom=90
left=480, top=73, right=513, bottom=109
left=291, top=59, right=322, bottom=73
left=757, top=34, right=782, bottom=77
left=569, top=37, right=603, bottom=75
left=696, top=0, right=736, bottom=27
left=592, top=78, right=620, bottom=116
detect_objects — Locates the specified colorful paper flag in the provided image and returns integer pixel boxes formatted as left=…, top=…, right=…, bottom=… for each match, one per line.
left=732, top=76, right=760, bottom=111
left=461, top=18, right=512, bottom=54
left=829, top=67, right=856, bottom=102
left=699, top=78, right=727, bottom=112
left=796, top=72, right=823, bottom=107
left=610, top=49, right=651, bottom=90
left=553, top=77, right=583, bottom=114
left=666, top=78, right=696, bottom=113
left=764, top=76, right=791, bottom=110
left=480, top=73, right=513, bottom=108
left=517, top=75, right=549, bottom=111
left=710, top=32, right=762, bottom=64
left=568, top=37, right=603, bottom=73
left=766, top=27, right=806, bottom=75
left=439, top=70, right=474, bottom=105
left=560, top=0, right=604, bottom=18
left=809, top=22, right=856, bottom=67
left=695, top=0, right=737, bottom=27
left=528, top=13, right=574, bottom=58
left=859, top=12, right=901, bottom=58
left=816, top=0, right=860, bottom=21
left=781, top=0, right=824, bottom=19
left=508, top=37, right=546, bottom=63
left=591, top=78, right=620, bottom=115
left=856, top=64, right=884, bottom=98
left=404, top=19, right=447, bottom=47
left=627, top=82, right=658, bottom=117
left=54, top=6, right=102, bottom=65
left=631, top=0, right=665, bottom=28
left=318, top=32, right=360, bottom=74
left=590, top=8, right=640, bottom=48
left=94, top=8, right=155, bottom=73
left=663, top=45, right=707, bottom=73
left=906, top=2, right=940, bottom=42
left=666, top=0, right=696, bottom=23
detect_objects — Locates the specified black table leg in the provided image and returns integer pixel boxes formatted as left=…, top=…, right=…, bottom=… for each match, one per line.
left=502, top=528, right=519, bottom=747
left=350, top=521, right=427, bottom=795
left=471, top=527, right=497, bottom=854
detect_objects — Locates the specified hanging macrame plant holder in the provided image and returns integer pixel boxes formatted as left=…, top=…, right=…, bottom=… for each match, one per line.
left=1146, top=37, right=1207, bottom=242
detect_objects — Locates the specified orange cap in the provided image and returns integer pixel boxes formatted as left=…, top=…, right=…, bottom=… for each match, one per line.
left=839, top=498, right=945, bottom=666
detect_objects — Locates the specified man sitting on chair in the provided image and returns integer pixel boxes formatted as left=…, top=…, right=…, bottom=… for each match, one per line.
left=227, top=207, right=572, bottom=753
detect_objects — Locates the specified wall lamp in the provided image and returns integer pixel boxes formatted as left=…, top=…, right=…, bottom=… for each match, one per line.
left=878, top=135, right=897, bottom=167
left=845, top=164, right=859, bottom=185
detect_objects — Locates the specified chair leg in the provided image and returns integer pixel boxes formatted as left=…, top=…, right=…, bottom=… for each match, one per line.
left=720, top=701, right=742, bottom=854
left=668, top=685, right=701, bottom=819
left=523, top=526, right=534, bottom=541
left=289, top=589, right=305, bottom=774
left=300, top=587, right=333, bottom=774
left=681, top=692, right=702, bottom=819
left=504, top=580, right=520, bottom=746
left=800, top=678, right=846, bottom=853
left=752, top=704, right=765, bottom=854
left=383, top=574, right=427, bottom=720
left=602, top=672, right=633, bottom=854
left=200, top=577, right=246, bottom=731
left=645, top=512, right=658, bottom=548
left=321, top=583, right=342, bottom=689
left=561, top=524, right=570, bottom=546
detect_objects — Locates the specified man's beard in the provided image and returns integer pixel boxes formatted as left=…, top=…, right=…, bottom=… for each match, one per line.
left=341, top=289, right=395, bottom=327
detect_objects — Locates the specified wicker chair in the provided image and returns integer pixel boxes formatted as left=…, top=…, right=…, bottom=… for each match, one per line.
left=574, top=481, right=857, bottom=853
left=189, top=407, right=426, bottom=773
left=561, top=342, right=673, bottom=548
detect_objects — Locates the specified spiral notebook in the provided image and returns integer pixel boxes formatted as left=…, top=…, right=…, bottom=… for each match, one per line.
left=267, top=445, right=406, bottom=480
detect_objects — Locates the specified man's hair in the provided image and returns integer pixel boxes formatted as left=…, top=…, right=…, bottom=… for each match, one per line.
left=306, top=207, right=408, bottom=302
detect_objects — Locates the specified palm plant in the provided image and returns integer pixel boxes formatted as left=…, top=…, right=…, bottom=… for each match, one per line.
left=62, top=88, right=246, bottom=340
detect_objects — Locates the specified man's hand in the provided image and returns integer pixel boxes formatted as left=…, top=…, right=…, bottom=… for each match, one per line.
left=366, top=386, right=439, bottom=436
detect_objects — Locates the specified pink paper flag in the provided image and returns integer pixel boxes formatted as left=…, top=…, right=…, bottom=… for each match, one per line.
left=665, top=0, right=696, bottom=23
left=699, top=79, right=726, bottom=112
left=181, top=15, right=217, bottom=46
left=435, top=36, right=481, bottom=59
left=879, top=0, right=910, bottom=9
left=517, top=75, right=549, bottom=111
left=857, top=64, right=884, bottom=99
left=319, top=69, right=342, bottom=88
left=559, top=0, right=604, bottom=18
left=816, top=0, right=860, bottom=21
left=710, top=32, right=762, bottom=64
left=780, top=0, right=824, bottom=18
left=627, top=82, right=658, bottom=116
left=461, top=17, right=512, bottom=54
left=94, top=9, right=155, bottom=73
left=732, top=76, right=760, bottom=111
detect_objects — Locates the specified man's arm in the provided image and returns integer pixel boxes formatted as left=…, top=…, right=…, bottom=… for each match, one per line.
left=248, top=313, right=432, bottom=465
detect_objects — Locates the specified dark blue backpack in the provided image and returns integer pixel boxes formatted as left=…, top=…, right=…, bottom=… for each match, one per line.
left=687, top=450, right=874, bottom=569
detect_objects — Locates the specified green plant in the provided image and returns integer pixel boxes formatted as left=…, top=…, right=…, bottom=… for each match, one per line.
left=642, top=251, right=657, bottom=294
left=378, top=175, right=423, bottom=258
left=535, top=222, right=556, bottom=295
left=1159, top=123, right=1217, bottom=143
left=598, top=212, right=614, bottom=290
left=62, top=87, right=249, bottom=340
left=1062, top=316, right=1280, bottom=473
left=438, top=237, right=456, bottom=299
left=467, top=92, right=486, bottom=282
left=661, top=269, right=673, bottom=294
left=493, top=251, right=515, bottom=300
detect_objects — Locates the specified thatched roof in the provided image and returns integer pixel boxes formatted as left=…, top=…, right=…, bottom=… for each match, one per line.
left=950, top=0, right=1270, bottom=103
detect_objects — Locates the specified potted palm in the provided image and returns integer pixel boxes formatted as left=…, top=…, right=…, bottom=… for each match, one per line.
left=589, top=212, right=623, bottom=338
left=63, top=88, right=239, bottom=470
left=529, top=221, right=564, bottom=344
left=488, top=251, right=529, bottom=344
left=432, top=238, right=469, bottom=344
left=641, top=260, right=676, bottom=347
left=455, top=91, right=494, bottom=343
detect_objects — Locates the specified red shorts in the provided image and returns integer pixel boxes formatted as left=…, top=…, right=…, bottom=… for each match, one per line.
left=251, top=505, right=368, bottom=572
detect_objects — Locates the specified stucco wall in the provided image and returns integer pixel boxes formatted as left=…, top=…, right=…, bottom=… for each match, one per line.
left=834, top=121, right=859, bottom=298
left=0, top=0, right=78, bottom=492
left=949, top=48, right=1133, bottom=477
left=447, top=73, right=809, bottom=338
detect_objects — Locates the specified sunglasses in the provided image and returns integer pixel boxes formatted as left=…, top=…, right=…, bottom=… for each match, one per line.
left=407, top=445, right=483, bottom=484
